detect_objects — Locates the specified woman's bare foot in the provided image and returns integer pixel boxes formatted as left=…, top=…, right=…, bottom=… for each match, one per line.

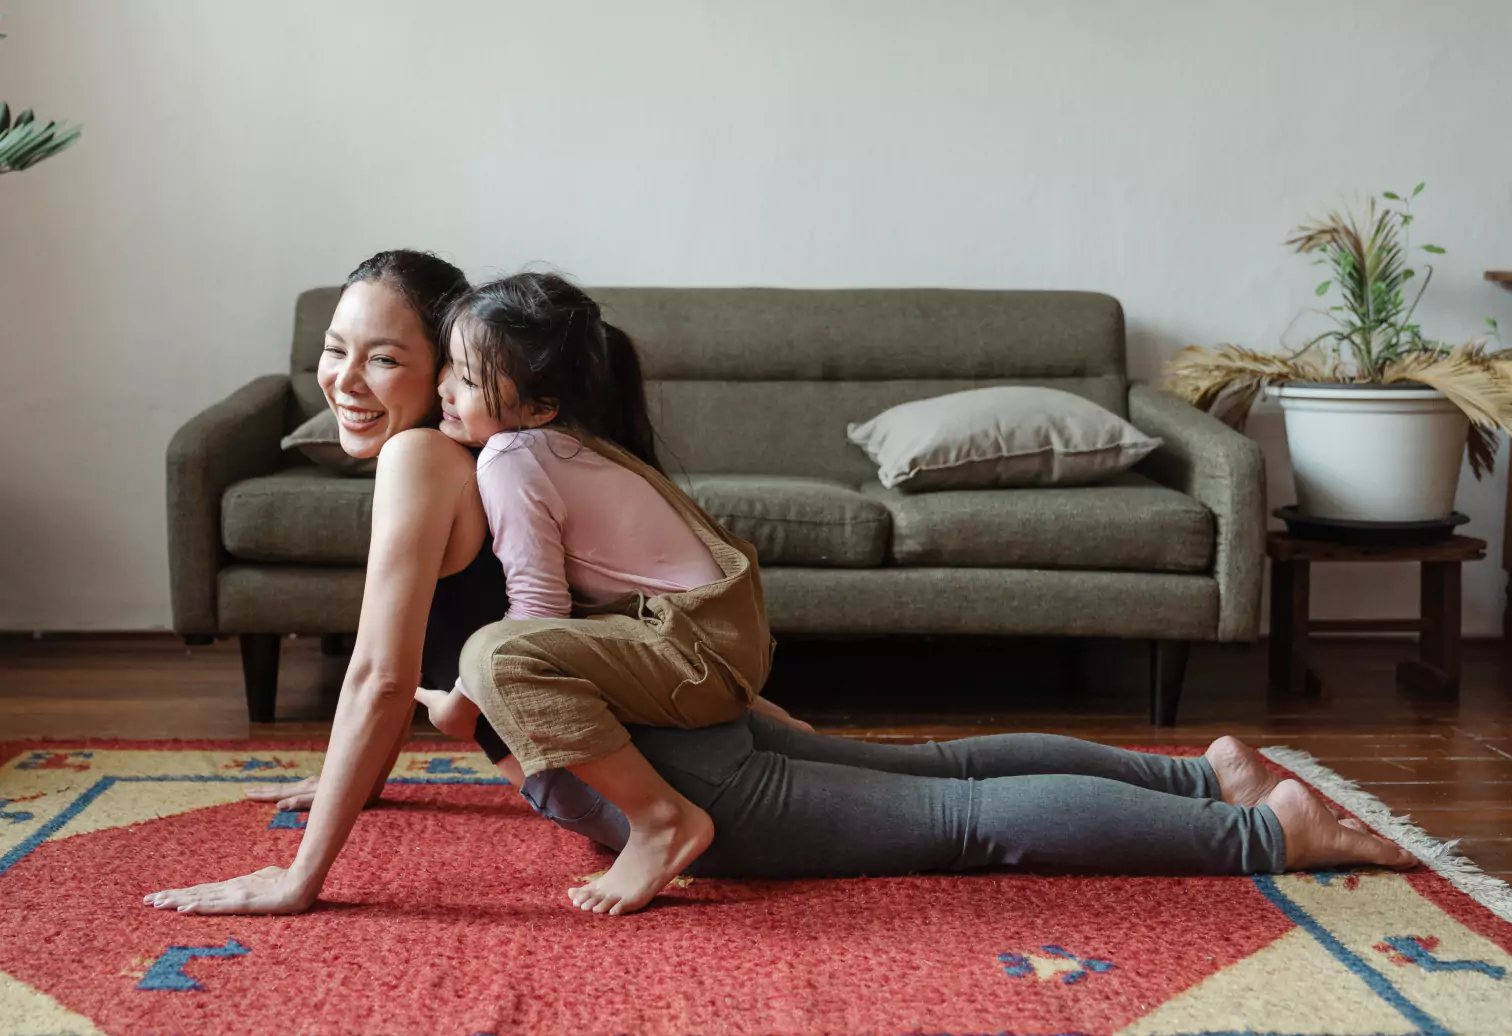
left=567, top=798, right=713, bottom=916
left=1264, top=779, right=1415, bottom=871
left=414, top=685, right=480, bottom=740
left=245, top=775, right=320, bottom=812
left=1205, top=735, right=1282, bottom=807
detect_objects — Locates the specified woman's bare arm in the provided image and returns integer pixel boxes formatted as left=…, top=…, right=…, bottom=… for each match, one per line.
left=145, top=430, right=479, bottom=915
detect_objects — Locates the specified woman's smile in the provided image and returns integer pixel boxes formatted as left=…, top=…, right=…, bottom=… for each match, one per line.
left=336, top=403, right=385, bottom=429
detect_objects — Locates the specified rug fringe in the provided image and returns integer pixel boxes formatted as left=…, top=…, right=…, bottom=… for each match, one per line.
left=1261, top=745, right=1512, bottom=924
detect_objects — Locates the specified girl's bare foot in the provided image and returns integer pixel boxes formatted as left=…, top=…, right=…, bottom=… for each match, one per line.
left=567, top=798, right=713, bottom=916
left=1205, top=735, right=1282, bottom=807
left=1264, top=779, right=1415, bottom=871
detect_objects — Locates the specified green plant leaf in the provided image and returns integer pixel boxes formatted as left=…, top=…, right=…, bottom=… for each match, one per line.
left=1421, top=244, right=1446, bottom=254
left=1413, top=182, right=1425, bottom=196
left=1403, top=268, right=1416, bottom=280
left=1489, top=317, right=1501, bottom=331
left=1316, top=281, right=1331, bottom=296
left=15, top=108, right=34, bottom=127
left=1383, top=191, right=1402, bottom=201
left=0, top=102, right=8, bottom=134
left=0, top=121, right=44, bottom=167
left=1401, top=214, right=1414, bottom=226
left=9, top=123, right=79, bottom=171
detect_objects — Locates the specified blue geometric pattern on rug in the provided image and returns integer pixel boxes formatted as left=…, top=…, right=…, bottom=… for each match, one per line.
left=137, top=938, right=251, bottom=991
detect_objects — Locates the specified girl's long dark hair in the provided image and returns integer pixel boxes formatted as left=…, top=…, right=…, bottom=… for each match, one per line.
left=343, top=249, right=469, bottom=378
left=444, top=273, right=662, bottom=472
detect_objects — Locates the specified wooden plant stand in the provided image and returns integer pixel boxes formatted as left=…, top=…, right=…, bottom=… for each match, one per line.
left=1267, top=532, right=1486, bottom=699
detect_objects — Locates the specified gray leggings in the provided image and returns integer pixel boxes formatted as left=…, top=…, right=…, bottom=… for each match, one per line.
left=515, top=714, right=1287, bottom=877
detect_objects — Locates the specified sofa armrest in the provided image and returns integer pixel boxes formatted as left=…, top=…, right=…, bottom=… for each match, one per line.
left=166, top=375, right=292, bottom=635
left=1129, top=382, right=1266, bottom=641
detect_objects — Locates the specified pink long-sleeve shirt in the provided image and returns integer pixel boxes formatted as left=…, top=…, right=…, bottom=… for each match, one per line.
left=476, top=428, right=724, bottom=621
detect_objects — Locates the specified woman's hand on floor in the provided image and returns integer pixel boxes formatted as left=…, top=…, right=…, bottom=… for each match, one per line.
left=245, top=773, right=386, bottom=811
left=749, top=696, right=815, bottom=734
left=245, top=775, right=320, bottom=811
left=143, top=866, right=317, bottom=916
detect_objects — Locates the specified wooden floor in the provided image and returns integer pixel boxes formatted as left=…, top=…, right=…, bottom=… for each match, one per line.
left=3, top=632, right=1510, bottom=879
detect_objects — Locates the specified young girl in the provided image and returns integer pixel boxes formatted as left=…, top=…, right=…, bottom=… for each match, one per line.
left=419, top=272, right=776, bottom=916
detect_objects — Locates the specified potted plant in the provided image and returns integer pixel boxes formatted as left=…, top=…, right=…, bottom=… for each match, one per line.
left=0, top=30, right=82, bottom=175
left=1164, top=185, right=1509, bottom=523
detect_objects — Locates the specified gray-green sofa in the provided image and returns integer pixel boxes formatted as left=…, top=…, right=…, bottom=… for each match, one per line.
left=167, top=288, right=1265, bottom=725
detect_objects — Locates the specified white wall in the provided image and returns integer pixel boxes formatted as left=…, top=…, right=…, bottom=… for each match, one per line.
left=3, top=0, right=1511, bottom=632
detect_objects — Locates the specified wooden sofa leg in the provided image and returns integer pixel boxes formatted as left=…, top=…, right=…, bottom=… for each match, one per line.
left=1149, top=639, right=1191, bottom=727
left=240, top=634, right=280, bottom=723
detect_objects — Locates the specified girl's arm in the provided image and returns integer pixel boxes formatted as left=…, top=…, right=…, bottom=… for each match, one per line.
left=144, top=430, right=478, bottom=915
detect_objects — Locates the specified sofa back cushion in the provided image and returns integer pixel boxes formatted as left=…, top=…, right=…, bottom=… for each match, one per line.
left=601, top=288, right=1127, bottom=481
left=288, top=286, right=1127, bottom=479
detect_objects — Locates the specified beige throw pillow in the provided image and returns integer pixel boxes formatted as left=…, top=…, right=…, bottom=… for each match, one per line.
left=846, top=386, right=1161, bottom=492
left=280, top=409, right=378, bottom=476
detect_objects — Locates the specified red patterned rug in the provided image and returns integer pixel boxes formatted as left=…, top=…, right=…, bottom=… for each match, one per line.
left=1, top=740, right=1509, bottom=1036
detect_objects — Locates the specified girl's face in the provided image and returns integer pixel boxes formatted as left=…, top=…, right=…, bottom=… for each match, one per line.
left=438, top=321, right=557, bottom=446
left=318, top=280, right=440, bottom=458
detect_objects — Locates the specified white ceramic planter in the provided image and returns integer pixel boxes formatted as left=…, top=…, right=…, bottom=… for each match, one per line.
left=1273, top=383, right=1467, bottom=522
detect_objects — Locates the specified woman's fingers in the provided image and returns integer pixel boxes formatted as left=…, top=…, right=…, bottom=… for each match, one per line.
left=144, top=882, right=219, bottom=911
left=141, top=866, right=309, bottom=916
left=245, top=775, right=319, bottom=807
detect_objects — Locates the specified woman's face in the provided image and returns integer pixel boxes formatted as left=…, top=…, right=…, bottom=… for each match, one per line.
left=318, top=280, right=440, bottom=458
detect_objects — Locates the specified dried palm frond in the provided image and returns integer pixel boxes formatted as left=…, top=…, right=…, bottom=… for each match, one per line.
left=1162, top=344, right=1328, bottom=428
left=1467, top=425, right=1498, bottom=480
left=1381, top=341, right=1512, bottom=431
left=1380, top=341, right=1512, bottom=478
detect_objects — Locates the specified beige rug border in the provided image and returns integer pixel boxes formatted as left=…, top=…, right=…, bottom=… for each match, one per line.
left=1262, top=745, right=1512, bottom=924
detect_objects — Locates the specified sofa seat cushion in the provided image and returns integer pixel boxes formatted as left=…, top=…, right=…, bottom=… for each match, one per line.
left=674, top=474, right=890, bottom=567
left=863, top=472, right=1213, bottom=573
left=223, top=467, right=373, bottom=564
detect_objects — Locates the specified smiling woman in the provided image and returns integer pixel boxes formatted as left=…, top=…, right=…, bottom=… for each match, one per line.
left=320, top=252, right=467, bottom=455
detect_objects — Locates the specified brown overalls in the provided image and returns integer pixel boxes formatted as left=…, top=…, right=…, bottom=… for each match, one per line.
left=458, top=433, right=775, bottom=776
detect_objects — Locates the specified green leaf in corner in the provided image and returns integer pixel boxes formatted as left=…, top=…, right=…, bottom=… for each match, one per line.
left=1315, top=281, right=1331, bottom=296
left=0, top=102, right=8, bottom=134
left=1403, top=268, right=1416, bottom=280
left=1413, top=182, right=1425, bottom=196
left=1401, top=213, right=1414, bottom=226
left=1421, top=244, right=1446, bottom=254
left=1489, top=317, right=1501, bottom=332
left=1383, top=191, right=1401, bottom=201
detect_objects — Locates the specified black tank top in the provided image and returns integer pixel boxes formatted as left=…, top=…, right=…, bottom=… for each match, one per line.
left=419, top=469, right=512, bottom=762
left=420, top=531, right=507, bottom=689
